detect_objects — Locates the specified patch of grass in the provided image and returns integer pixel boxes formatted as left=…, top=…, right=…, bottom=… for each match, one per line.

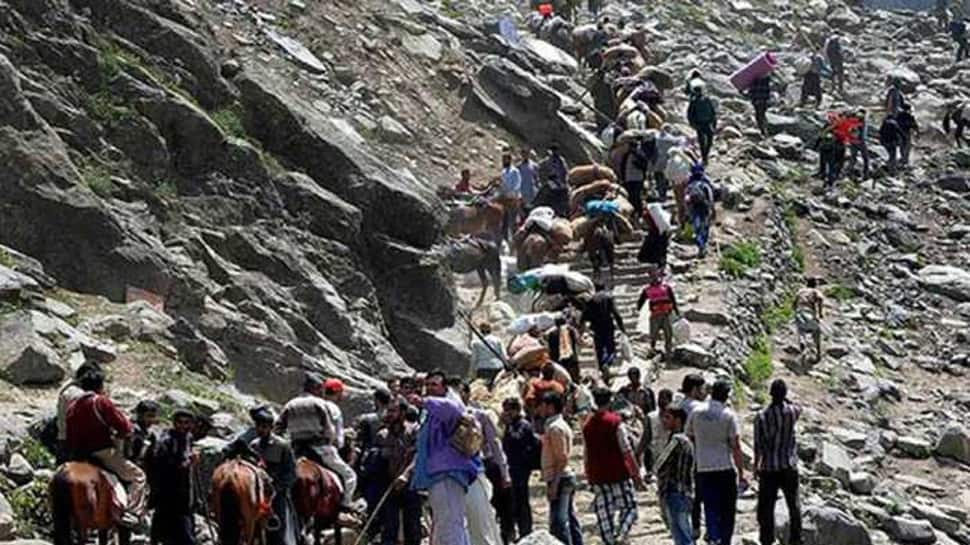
left=18, top=437, right=54, bottom=470
left=0, top=247, right=14, bottom=268
left=791, top=245, right=806, bottom=272
left=154, top=179, right=178, bottom=199
left=743, top=334, right=774, bottom=390
left=9, top=478, right=53, bottom=537
left=211, top=106, right=247, bottom=139
left=825, top=283, right=857, bottom=302
left=86, top=91, right=135, bottom=124
left=719, top=240, right=762, bottom=278
left=157, top=366, right=243, bottom=415
left=676, top=222, right=695, bottom=244
left=0, top=301, right=23, bottom=316
left=78, top=160, right=114, bottom=197
left=762, top=291, right=796, bottom=333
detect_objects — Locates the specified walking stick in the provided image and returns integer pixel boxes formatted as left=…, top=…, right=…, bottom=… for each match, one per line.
left=193, top=464, right=221, bottom=545
left=349, top=461, right=416, bottom=545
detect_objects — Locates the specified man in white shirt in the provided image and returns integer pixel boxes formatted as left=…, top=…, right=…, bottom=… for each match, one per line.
left=686, top=379, right=747, bottom=545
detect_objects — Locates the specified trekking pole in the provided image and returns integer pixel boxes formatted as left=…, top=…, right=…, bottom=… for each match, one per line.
left=193, top=464, right=221, bottom=545
left=349, top=461, right=415, bottom=545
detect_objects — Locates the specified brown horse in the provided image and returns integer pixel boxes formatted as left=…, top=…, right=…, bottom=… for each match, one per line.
left=210, top=459, right=275, bottom=545
left=445, top=201, right=505, bottom=242
left=583, top=220, right=616, bottom=286
left=516, top=232, right=560, bottom=272
left=292, top=458, right=344, bottom=545
left=50, top=462, right=129, bottom=545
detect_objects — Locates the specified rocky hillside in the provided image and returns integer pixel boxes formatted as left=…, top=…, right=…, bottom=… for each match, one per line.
left=2, top=0, right=970, bottom=542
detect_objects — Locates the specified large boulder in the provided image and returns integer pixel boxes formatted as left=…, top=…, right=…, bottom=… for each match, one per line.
left=883, top=517, right=936, bottom=545
left=467, top=55, right=604, bottom=165
left=935, top=426, right=970, bottom=464
left=918, top=265, right=970, bottom=302
left=0, top=491, right=13, bottom=540
left=779, top=505, right=872, bottom=545
left=817, top=441, right=853, bottom=487
left=0, top=311, right=65, bottom=386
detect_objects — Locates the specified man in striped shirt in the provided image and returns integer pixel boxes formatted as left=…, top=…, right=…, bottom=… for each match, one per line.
left=655, top=395, right=695, bottom=545
left=754, top=379, right=802, bottom=545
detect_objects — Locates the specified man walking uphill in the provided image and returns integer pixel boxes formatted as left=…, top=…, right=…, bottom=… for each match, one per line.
left=583, top=388, right=643, bottom=545
left=540, top=392, right=583, bottom=545
left=687, top=83, right=717, bottom=164
left=687, top=380, right=747, bottom=545
left=755, top=379, right=802, bottom=545
left=746, top=75, right=772, bottom=136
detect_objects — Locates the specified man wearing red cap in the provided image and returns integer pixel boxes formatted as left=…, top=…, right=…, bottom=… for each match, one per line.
left=323, top=378, right=359, bottom=510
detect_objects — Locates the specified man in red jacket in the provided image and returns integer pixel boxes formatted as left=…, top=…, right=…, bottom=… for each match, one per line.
left=66, top=370, right=146, bottom=527
left=582, top=387, right=644, bottom=545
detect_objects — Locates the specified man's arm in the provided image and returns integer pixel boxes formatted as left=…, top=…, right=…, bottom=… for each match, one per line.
left=752, top=416, right=762, bottom=474
left=636, top=288, right=647, bottom=311
left=731, top=414, right=745, bottom=482
left=617, top=423, right=643, bottom=486
left=481, top=412, right=511, bottom=484
left=100, top=397, right=134, bottom=438
left=670, top=287, right=680, bottom=315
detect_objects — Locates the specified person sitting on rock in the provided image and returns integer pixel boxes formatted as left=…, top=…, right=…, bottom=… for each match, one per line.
left=66, top=369, right=147, bottom=528
left=794, top=278, right=825, bottom=363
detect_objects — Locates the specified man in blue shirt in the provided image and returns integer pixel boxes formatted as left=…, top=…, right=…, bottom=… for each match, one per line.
left=499, top=152, right=522, bottom=246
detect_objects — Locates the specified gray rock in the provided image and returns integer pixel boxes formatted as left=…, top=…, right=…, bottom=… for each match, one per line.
left=0, top=264, right=40, bottom=300
left=782, top=505, right=872, bottom=545
left=936, top=175, right=970, bottom=193
left=0, top=491, right=12, bottom=540
left=896, top=436, right=933, bottom=459
left=817, top=441, right=853, bottom=487
left=520, top=37, right=578, bottom=74
left=850, top=472, right=877, bottom=495
left=4, top=453, right=33, bottom=486
left=515, top=530, right=562, bottom=545
left=934, top=426, right=970, bottom=464
left=378, top=115, right=414, bottom=144
left=884, top=517, right=936, bottom=545
left=263, top=29, right=330, bottom=73
left=401, top=32, right=443, bottom=61
left=909, top=503, right=961, bottom=535
left=161, top=389, right=221, bottom=416
left=919, top=266, right=970, bottom=302
left=683, top=307, right=731, bottom=326
left=0, top=311, right=65, bottom=386
left=672, top=343, right=716, bottom=368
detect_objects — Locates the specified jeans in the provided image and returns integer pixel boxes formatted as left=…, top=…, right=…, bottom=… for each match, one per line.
left=849, top=141, right=869, bottom=179
left=697, top=470, right=738, bottom=545
left=509, top=476, right=533, bottom=540
left=624, top=180, right=645, bottom=222
left=430, top=477, right=470, bottom=545
left=549, top=476, right=583, bottom=545
left=593, top=328, right=617, bottom=370
left=753, top=102, right=768, bottom=135
left=381, top=489, right=423, bottom=545
left=690, top=208, right=710, bottom=254
left=662, top=491, right=695, bottom=545
left=695, top=125, right=715, bottom=164
left=757, top=468, right=801, bottom=545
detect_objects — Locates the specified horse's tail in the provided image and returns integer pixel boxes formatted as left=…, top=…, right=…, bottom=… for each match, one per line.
left=219, top=482, right=241, bottom=545
left=50, top=471, right=75, bottom=545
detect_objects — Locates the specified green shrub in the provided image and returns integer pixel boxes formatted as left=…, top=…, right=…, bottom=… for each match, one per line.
left=720, top=240, right=762, bottom=278
left=825, top=284, right=857, bottom=302
left=0, top=247, right=14, bottom=268
left=211, top=107, right=247, bottom=139
left=9, top=478, right=52, bottom=538
left=19, top=437, right=54, bottom=470
left=78, top=161, right=114, bottom=197
left=762, top=292, right=795, bottom=333
left=743, top=335, right=774, bottom=390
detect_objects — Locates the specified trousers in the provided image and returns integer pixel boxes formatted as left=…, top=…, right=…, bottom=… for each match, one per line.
left=320, top=445, right=357, bottom=506
left=697, top=470, right=738, bottom=545
left=93, top=447, right=147, bottom=518
left=548, top=475, right=583, bottom=545
left=661, top=491, right=695, bottom=545
left=465, top=474, right=502, bottom=545
left=757, top=468, right=801, bottom=545
left=430, top=477, right=470, bottom=545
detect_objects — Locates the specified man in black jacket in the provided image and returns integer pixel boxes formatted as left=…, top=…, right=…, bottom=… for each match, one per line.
left=148, top=408, right=197, bottom=545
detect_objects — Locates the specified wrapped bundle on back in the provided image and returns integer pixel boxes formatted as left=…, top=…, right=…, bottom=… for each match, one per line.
left=567, top=164, right=617, bottom=187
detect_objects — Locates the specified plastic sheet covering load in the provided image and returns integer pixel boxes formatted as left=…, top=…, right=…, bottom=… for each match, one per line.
left=665, top=148, right=693, bottom=183
left=507, top=312, right=559, bottom=335
left=647, top=203, right=672, bottom=233
left=729, top=51, right=778, bottom=91
left=568, top=164, right=617, bottom=187
left=523, top=206, right=556, bottom=232
left=584, top=199, right=621, bottom=218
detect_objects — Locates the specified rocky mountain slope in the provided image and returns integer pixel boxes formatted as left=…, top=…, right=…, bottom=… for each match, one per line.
left=1, top=0, right=970, bottom=542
